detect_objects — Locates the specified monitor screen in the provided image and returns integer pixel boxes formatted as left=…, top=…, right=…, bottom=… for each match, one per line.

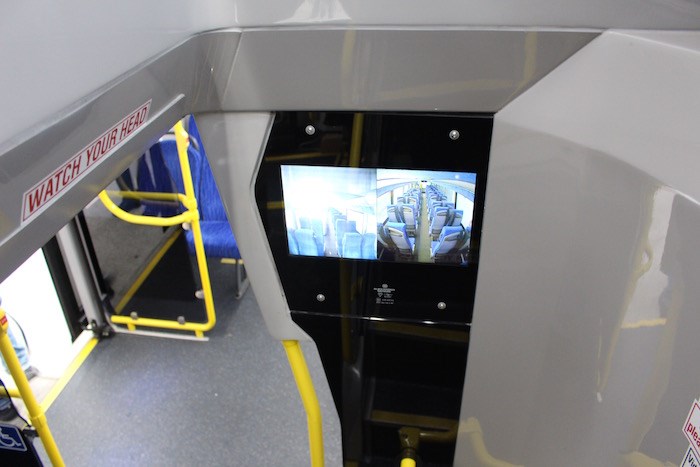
left=281, top=165, right=476, bottom=265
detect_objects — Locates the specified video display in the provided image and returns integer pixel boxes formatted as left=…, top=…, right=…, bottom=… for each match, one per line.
left=281, top=166, right=476, bottom=265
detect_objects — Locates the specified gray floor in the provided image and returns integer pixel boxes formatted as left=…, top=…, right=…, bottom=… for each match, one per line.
left=37, top=268, right=342, bottom=466
left=83, top=198, right=167, bottom=302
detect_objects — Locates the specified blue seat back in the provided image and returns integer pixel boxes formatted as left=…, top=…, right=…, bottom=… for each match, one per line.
left=310, top=219, right=325, bottom=255
left=430, top=207, right=449, bottom=236
left=387, top=205, right=403, bottom=223
left=158, top=118, right=240, bottom=259
left=342, top=232, right=363, bottom=259
left=450, top=209, right=463, bottom=226
left=335, top=218, right=347, bottom=254
left=295, top=229, right=320, bottom=256
left=288, top=229, right=300, bottom=255
left=190, top=122, right=229, bottom=223
left=432, top=226, right=465, bottom=256
left=385, top=222, right=413, bottom=255
left=401, top=204, right=417, bottom=231
left=299, top=217, right=312, bottom=229
left=135, top=144, right=179, bottom=217
left=361, top=233, right=377, bottom=259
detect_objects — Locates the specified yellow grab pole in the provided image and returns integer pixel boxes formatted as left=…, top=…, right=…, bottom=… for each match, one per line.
left=0, top=308, right=65, bottom=466
left=400, top=458, right=417, bottom=467
left=349, top=113, right=364, bottom=168
left=282, top=340, right=324, bottom=467
left=173, top=121, right=216, bottom=336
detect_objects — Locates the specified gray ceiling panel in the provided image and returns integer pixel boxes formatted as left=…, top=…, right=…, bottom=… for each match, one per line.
left=226, top=29, right=597, bottom=112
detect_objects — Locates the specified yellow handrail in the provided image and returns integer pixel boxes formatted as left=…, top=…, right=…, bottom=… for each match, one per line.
left=282, top=340, right=324, bottom=467
left=100, top=120, right=216, bottom=338
left=106, top=190, right=184, bottom=202
left=98, top=190, right=194, bottom=227
left=0, top=308, right=65, bottom=466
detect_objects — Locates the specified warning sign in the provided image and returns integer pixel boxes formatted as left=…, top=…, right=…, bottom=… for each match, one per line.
left=684, top=400, right=700, bottom=456
left=682, top=446, right=700, bottom=467
left=373, top=283, right=395, bottom=305
left=21, top=100, right=151, bottom=224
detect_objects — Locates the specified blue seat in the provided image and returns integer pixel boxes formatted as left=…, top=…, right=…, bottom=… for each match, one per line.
left=387, top=204, right=403, bottom=223
left=287, top=229, right=300, bottom=255
left=135, top=144, right=180, bottom=218
left=361, top=233, right=377, bottom=260
left=430, top=201, right=452, bottom=219
left=376, top=223, right=391, bottom=248
left=299, top=217, right=312, bottom=229
left=431, top=226, right=467, bottom=259
left=185, top=125, right=241, bottom=261
left=430, top=207, right=449, bottom=239
left=335, top=218, right=359, bottom=255
left=449, top=209, right=463, bottom=226
left=158, top=118, right=248, bottom=298
left=384, top=222, right=415, bottom=257
left=341, top=232, right=363, bottom=259
left=327, top=210, right=343, bottom=253
left=428, top=200, right=442, bottom=218
left=401, top=204, right=417, bottom=235
left=310, top=218, right=325, bottom=255
left=335, top=218, right=348, bottom=255
left=295, top=229, right=320, bottom=256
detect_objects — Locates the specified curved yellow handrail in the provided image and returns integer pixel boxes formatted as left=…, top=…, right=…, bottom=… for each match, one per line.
left=98, top=190, right=194, bottom=227
left=101, top=120, right=216, bottom=337
left=106, top=189, right=185, bottom=203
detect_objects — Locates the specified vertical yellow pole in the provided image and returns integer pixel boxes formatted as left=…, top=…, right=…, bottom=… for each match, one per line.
left=173, top=120, right=216, bottom=336
left=0, top=308, right=65, bottom=466
left=349, top=113, right=364, bottom=168
left=282, top=340, right=324, bottom=467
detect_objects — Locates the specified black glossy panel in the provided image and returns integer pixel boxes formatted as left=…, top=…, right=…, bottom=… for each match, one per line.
left=292, top=312, right=469, bottom=466
left=258, top=112, right=493, bottom=466
left=255, top=112, right=492, bottom=325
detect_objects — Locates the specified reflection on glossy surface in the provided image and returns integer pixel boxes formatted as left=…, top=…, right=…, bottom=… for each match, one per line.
left=597, top=188, right=674, bottom=398
left=243, top=0, right=700, bottom=28
left=456, top=31, right=700, bottom=466
left=458, top=418, right=522, bottom=467
left=458, top=124, right=700, bottom=466
left=292, top=312, right=470, bottom=465
left=284, top=0, right=350, bottom=23
left=458, top=124, right=687, bottom=465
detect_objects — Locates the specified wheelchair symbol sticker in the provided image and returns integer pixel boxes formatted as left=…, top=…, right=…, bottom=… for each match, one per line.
left=0, top=424, right=27, bottom=452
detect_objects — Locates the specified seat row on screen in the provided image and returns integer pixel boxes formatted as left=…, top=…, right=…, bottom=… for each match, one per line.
left=288, top=220, right=470, bottom=264
left=287, top=227, right=377, bottom=259
left=287, top=209, right=378, bottom=259
left=386, top=204, right=463, bottom=240
left=377, top=221, right=471, bottom=263
left=386, top=186, right=463, bottom=240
